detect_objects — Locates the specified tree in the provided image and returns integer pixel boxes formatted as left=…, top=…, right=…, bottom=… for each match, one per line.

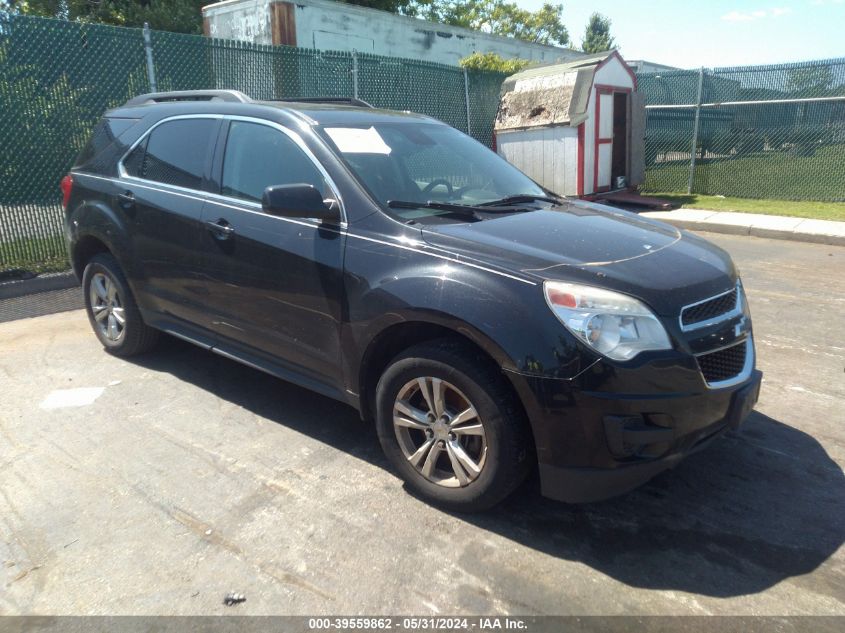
left=581, top=12, right=615, bottom=54
left=407, top=1, right=569, bottom=46
left=459, top=51, right=530, bottom=74
left=4, top=0, right=208, bottom=34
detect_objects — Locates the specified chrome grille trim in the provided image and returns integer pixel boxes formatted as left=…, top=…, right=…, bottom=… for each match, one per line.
left=679, top=281, right=743, bottom=332
left=694, top=335, right=755, bottom=389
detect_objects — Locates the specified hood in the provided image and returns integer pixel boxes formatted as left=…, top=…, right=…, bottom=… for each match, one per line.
left=420, top=200, right=737, bottom=316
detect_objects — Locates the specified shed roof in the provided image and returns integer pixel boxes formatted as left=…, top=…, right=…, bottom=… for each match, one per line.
left=495, top=50, right=618, bottom=132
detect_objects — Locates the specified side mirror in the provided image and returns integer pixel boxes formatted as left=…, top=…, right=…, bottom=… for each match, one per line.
left=261, top=183, right=339, bottom=222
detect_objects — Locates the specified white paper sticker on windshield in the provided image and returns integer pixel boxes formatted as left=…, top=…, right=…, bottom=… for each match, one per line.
left=325, top=126, right=392, bottom=154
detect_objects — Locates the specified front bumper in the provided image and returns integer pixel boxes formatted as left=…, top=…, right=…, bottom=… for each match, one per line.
left=506, top=360, right=763, bottom=504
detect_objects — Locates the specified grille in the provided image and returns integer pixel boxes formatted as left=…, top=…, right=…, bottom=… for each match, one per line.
left=697, top=340, right=747, bottom=384
left=681, top=287, right=738, bottom=327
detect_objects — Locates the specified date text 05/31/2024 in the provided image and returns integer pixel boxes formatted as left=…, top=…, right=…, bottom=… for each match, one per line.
left=307, top=617, right=529, bottom=630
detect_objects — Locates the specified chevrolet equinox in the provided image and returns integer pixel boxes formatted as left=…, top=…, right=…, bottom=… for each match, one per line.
left=63, top=90, right=762, bottom=511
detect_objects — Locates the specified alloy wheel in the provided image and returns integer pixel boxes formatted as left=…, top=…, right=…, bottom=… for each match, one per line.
left=89, top=272, right=126, bottom=343
left=392, top=377, right=487, bottom=487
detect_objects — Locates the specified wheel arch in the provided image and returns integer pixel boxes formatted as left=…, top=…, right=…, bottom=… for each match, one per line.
left=356, top=319, right=531, bottom=444
left=71, top=234, right=112, bottom=279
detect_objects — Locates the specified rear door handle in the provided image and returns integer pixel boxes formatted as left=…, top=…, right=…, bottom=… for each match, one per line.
left=205, top=218, right=235, bottom=240
left=117, top=190, right=135, bottom=209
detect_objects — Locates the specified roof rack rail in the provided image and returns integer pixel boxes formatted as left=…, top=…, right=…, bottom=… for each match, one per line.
left=123, top=90, right=251, bottom=107
left=274, top=97, right=375, bottom=108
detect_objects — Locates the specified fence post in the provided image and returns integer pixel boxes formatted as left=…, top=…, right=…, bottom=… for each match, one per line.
left=142, top=22, right=157, bottom=93
left=687, top=66, right=704, bottom=194
left=463, top=67, right=472, bottom=135
left=352, top=49, right=359, bottom=100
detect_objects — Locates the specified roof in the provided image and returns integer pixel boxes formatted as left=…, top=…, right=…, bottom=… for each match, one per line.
left=108, top=96, right=439, bottom=127
left=256, top=101, right=438, bottom=125
left=501, top=51, right=615, bottom=85
left=495, top=50, right=623, bottom=132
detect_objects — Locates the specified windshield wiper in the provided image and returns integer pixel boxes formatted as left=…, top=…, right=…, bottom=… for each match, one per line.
left=387, top=198, right=538, bottom=219
left=387, top=200, right=481, bottom=218
left=475, top=194, right=564, bottom=208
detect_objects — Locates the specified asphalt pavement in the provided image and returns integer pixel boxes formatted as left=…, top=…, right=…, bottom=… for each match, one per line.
left=1, top=232, right=843, bottom=616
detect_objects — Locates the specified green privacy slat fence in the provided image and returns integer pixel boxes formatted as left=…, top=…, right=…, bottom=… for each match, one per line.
left=0, top=14, right=504, bottom=273
left=0, top=14, right=149, bottom=272
left=3, top=13, right=844, bottom=275
left=637, top=58, right=845, bottom=201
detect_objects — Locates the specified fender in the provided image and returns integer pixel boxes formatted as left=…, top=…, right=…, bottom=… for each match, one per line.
left=67, top=195, right=135, bottom=285
left=341, top=238, right=597, bottom=402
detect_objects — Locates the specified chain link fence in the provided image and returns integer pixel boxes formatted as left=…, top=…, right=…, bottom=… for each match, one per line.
left=3, top=13, right=844, bottom=275
left=0, top=14, right=503, bottom=274
left=637, top=59, right=845, bottom=201
left=0, top=14, right=150, bottom=273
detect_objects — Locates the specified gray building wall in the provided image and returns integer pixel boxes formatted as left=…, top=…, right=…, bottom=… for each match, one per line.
left=202, top=0, right=583, bottom=67
left=627, top=60, right=681, bottom=74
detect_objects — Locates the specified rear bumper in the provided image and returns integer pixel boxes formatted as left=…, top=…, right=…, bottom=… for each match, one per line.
left=506, top=364, right=762, bottom=504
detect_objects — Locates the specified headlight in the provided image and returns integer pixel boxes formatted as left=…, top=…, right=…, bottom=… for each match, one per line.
left=543, top=281, right=672, bottom=361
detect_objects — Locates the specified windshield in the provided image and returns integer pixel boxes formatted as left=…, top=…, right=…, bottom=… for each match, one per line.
left=318, top=122, right=547, bottom=221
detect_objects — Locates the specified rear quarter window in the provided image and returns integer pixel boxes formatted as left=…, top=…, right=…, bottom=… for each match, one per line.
left=74, top=117, right=139, bottom=170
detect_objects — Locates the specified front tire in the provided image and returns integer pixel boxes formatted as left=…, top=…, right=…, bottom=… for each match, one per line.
left=82, top=253, right=159, bottom=356
left=375, top=339, right=532, bottom=512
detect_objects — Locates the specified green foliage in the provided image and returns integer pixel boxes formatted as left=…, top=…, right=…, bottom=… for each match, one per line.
left=581, top=12, right=615, bottom=54
left=4, top=0, right=207, bottom=34
left=459, top=51, right=529, bottom=74
left=407, top=1, right=569, bottom=46
left=646, top=193, right=845, bottom=221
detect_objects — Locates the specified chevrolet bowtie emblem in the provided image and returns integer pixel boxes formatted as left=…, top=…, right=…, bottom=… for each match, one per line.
left=734, top=316, right=749, bottom=338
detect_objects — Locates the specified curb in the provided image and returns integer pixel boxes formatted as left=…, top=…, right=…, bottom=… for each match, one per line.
left=0, top=272, right=79, bottom=300
left=641, top=212, right=845, bottom=247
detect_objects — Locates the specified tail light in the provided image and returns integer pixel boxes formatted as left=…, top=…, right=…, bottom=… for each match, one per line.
left=60, top=174, right=73, bottom=210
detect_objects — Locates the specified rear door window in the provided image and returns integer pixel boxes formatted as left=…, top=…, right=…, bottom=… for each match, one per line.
left=221, top=120, right=326, bottom=203
left=123, top=118, right=216, bottom=190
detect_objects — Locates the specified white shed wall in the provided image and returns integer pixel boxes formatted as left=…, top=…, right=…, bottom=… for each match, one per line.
left=496, top=126, right=579, bottom=196
left=594, top=58, right=635, bottom=89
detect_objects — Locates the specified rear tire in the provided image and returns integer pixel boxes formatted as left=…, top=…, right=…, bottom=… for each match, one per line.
left=82, top=253, right=159, bottom=357
left=375, top=339, right=532, bottom=512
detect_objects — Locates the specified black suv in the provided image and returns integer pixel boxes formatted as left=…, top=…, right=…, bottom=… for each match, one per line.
left=64, top=90, right=761, bottom=511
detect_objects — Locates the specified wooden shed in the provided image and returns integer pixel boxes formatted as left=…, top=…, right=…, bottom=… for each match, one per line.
left=494, top=51, right=645, bottom=197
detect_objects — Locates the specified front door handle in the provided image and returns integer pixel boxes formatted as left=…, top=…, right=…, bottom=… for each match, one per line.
left=205, top=218, right=235, bottom=240
left=117, top=190, right=135, bottom=210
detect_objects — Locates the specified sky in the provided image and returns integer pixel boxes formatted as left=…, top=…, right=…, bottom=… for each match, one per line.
left=518, top=0, right=845, bottom=68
